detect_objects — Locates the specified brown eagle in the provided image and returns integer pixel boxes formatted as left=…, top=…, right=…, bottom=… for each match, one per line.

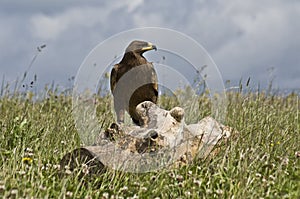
left=110, top=40, right=158, bottom=125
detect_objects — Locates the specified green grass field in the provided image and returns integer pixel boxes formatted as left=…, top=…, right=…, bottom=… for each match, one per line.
left=0, top=86, right=299, bottom=198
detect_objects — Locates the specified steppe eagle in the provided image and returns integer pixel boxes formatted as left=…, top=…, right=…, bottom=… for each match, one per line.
left=110, top=40, right=158, bottom=125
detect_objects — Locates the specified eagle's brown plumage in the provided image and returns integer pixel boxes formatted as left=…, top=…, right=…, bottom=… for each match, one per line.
left=110, top=40, right=158, bottom=125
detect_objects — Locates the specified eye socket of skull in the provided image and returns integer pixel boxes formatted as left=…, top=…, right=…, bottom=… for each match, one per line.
left=145, top=130, right=158, bottom=140
left=148, top=130, right=158, bottom=139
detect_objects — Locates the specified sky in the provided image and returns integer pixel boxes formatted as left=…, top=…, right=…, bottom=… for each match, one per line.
left=1, top=0, right=300, bottom=94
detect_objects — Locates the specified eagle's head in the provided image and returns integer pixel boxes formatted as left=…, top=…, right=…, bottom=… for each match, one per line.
left=125, top=40, right=157, bottom=54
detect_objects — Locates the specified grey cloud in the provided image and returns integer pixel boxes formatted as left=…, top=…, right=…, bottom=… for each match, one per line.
left=0, top=0, right=299, bottom=92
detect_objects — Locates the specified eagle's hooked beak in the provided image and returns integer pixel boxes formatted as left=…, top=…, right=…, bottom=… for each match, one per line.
left=152, top=44, right=157, bottom=51
left=142, top=42, right=157, bottom=51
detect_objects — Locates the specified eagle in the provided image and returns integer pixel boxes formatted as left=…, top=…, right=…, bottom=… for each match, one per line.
left=110, top=40, right=158, bottom=125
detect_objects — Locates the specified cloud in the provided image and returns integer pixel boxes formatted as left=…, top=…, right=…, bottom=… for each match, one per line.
left=211, top=1, right=300, bottom=87
left=0, top=0, right=300, bottom=91
left=31, top=7, right=115, bottom=40
left=125, top=0, right=300, bottom=89
left=29, top=0, right=146, bottom=40
left=126, top=0, right=144, bottom=12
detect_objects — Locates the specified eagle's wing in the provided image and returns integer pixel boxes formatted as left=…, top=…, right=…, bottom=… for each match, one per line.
left=110, top=64, right=119, bottom=93
left=150, top=62, right=158, bottom=92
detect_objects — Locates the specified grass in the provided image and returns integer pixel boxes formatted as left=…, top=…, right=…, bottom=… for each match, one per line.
left=0, top=85, right=299, bottom=198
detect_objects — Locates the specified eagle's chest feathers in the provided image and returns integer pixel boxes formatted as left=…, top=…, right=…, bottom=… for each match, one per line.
left=118, top=53, right=148, bottom=78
